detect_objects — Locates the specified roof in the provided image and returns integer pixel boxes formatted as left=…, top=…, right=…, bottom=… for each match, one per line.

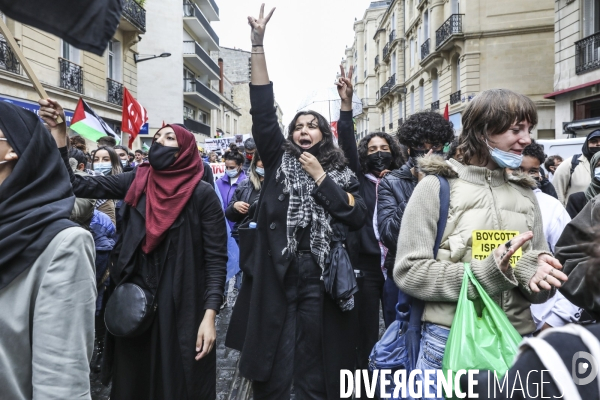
left=544, top=78, right=600, bottom=99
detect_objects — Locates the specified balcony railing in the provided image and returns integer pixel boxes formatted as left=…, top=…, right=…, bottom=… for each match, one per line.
left=389, top=122, right=393, bottom=130
left=431, top=100, right=440, bottom=110
left=122, top=0, right=146, bottom=32
left=576, top=32, right=600, bottom=75
left=59, top=58, right=83, bottom=94
left=107, top=78, right=123, bottom=106
left=379, top=73, right=396, bottom=98
left=184, top=78, right=220, bottom=105
left=436, top=14, right=463, bottom=49
left=0, top=39, right=19, bottom=74
left=375, top=55, right=379, bottom=67
left=450, top=90, right=461, bottom=105
left=421, top=38, right=430, bottom=59
left=383, top=42, right=390, bottom=59
left=184, top=117, right=211, bottom=136
left=183, top=1, right=219, bottom=45
left=389, top=30, right=396, bottom=43
left=183, top=40, right=219, bottom=75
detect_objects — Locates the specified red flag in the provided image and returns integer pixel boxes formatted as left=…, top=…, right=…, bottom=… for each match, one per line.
left=443, top=103, right=449, bottom=121
left=121, top=87, right=148, bottom=148
left=330, top=121, right=338, bottom=138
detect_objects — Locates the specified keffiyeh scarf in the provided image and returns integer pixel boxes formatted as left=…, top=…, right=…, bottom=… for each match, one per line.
left=276, top=151, right=356, bottom=270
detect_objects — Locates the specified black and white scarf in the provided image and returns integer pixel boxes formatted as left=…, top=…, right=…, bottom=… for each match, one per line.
left=276, top=151, right=356, bottom=270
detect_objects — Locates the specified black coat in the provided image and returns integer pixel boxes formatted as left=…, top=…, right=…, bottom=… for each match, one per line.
left=565, top=191, right=588, bottom=219
left=377, top=163, right=418, bottom=272
left=224, top=177, right=261, bottom=239
left=58, top=148, right=227, bottom=398
left=225, top=83, right=367, bottom=398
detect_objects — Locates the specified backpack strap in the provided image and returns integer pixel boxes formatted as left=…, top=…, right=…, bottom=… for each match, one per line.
left=408, top=175, right=450, bottom=329
left=568, top=154, right=582, bottom=189
left=518, top=337, right=582, bottom=400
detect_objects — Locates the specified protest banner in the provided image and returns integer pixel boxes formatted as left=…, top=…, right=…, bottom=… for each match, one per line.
left=205, top=134, right=252, bottom=152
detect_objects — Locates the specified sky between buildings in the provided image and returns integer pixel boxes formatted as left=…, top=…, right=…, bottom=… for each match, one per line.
left=214, top=0, right=374, bottom=129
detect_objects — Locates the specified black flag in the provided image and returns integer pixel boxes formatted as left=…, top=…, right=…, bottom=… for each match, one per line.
left=0, top=0, right=122, bottom=56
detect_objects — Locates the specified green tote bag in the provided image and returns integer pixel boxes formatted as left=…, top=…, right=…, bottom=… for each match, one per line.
left=442, top=263, right=523, bottom=398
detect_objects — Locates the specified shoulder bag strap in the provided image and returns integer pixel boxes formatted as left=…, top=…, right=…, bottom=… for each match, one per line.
left=408, top=175, right=451, bottom=328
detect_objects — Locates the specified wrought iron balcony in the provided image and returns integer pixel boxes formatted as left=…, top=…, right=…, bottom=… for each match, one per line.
left=379, top=73, right=396, bottom=98
left=576, top=32, right=600, bottom=75
left=389, top=30, right=396, bottom=43
left=436, top=14, right=463, bottom=49
left=107, top=78, right=123, bottom=106
left=421, top=38, right=430, bottom=59
left=375, top=55, right=379, bottom=66
left=383, top=42, right=390, bottom=60
left=450, top=90, right=461, bottom=105
left=59, top=58, right=83, bottom=94
left=184, top=117, right=211, bottom=136
left=122, top=0, right=146, bottom=33
left=431, top=100, right=439, bottom=110
left=0, top=39, right=20, bottom=74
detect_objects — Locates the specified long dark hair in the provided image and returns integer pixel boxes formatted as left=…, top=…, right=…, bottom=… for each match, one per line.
left=282, top=110, right=347, bottom=171
left=358, top=132, right=404, bottom=173
left=91, top=145, right=122, bottom=175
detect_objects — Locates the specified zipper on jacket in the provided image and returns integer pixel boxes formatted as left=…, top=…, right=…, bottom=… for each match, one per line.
left=486, top=168, right=506, bottom=312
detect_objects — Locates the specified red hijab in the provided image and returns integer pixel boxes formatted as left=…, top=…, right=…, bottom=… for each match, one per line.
left=124, top=124, right=204, bottom=253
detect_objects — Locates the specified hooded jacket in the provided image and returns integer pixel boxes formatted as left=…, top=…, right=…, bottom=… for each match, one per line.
left=216, top=170, right=247, bottom=230
left=225, top=177, right=261, bottom=239
left=394, top=156, right=554, bottom=335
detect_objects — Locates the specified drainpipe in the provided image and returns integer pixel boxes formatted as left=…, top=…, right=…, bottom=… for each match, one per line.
left=218, top=58, right=224, bottom=94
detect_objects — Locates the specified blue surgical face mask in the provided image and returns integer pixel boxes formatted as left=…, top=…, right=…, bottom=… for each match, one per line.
left=487, top=143, right=523, bottom=169
left=255, top=167, right=265, bottom=177
left=94, top=162, right=112, bottom=176
left=595, top=167, right=600, bottom=181
left=121, top=160, right=127, bottom=167
left=226, top=168, right=239, bottom=178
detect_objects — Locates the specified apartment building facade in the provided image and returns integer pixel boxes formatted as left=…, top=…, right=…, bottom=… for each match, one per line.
left=546, top=0, right=600, bottom=137
left=0, top=0, right=145, bottom=149
left=344, top=0, right=556, bottom=139
left=138, top=0, right=224, bottom=148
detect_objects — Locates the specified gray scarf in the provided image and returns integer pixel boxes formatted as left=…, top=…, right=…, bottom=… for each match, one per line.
left=276, top=151, right=355, bottom=270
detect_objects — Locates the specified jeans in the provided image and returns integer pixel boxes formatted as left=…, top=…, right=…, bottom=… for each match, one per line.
left=252, top=252, right=327, bottom=400
left=408, top=323, right=450, bottom=400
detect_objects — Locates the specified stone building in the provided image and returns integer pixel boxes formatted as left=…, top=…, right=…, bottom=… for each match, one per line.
left=219, top=46, right=285, bottom=135
left=0, top=1, right=145, bottom=149
left=343, top=0, right=555, bottom=138
left=137, top=0, right=224, bottom=148
left=545, top=0, right=600, bottom=137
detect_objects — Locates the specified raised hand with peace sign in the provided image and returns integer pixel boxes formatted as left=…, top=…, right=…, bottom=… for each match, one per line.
left=247, top=3, right=276, bottom=47
left=336, top=65, right=353, bottom=112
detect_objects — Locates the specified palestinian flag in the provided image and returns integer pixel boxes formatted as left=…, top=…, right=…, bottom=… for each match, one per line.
left=70, top=98, right=119, bottom=143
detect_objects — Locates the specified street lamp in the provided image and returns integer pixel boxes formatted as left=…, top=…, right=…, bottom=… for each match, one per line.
left=134, top=52, right=171, bottom=63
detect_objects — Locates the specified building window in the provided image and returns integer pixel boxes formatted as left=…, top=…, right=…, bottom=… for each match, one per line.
left=226, top=114, right=231, bottom=134
left=574, top=94, right=600, bottom=120
left=419, top=82, right=424, bottom=110
left=389, top=104, right=393, bottom=126
left=392, top=51, right=397, bottom=75
left=382, top=112, right=385, bottom=129
left=410, top=89, right=415, bottom=114
left=198, top=110, right=208, bottom=124
left=583, top=0, right=600, bottom=37
left=398, top=99, right=403, bottom=120
left=424, top=10, right=429, bottom=40
left=392, top=12, right=396, bottom=29
left=432, top=69, right=439, bottom=102
left=107, top=40, right=122, bottom=81
left=183, top=67, right=195, bottom=91
left=234, top=119, right=238, bottom=134
left=61, top=40, right=80, bottom=64
left=456, top=57, right=461, bottom=91
left=410, top=39, right=415, bottom=67
left=184, top=103, right=195, bottom=120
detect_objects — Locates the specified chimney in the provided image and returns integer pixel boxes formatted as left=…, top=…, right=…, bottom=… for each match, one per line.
left=218, top=58, right=224, bottom=94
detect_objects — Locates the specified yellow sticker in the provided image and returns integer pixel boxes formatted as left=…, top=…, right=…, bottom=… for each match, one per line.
left=472, top=230, right=522, bottom=268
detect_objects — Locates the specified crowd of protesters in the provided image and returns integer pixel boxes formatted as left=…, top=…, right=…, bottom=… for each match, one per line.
left=3, top=4, right=600, bottom=400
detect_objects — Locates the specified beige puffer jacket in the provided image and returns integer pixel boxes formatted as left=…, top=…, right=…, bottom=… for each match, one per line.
left=394, top=157, right=554, bottom=335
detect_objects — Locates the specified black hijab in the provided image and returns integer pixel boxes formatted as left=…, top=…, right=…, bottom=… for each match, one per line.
left=0, top=102, right=76, bottom=290
left=582, top=129, right=600, bottom=162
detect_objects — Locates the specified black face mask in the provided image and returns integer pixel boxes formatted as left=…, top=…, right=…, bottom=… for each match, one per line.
left=366, top=151, right=393, bottom=173
left=590, top=147, right=600, bottom=156
left=294, top=140, right=323, bottom=159
left=148, top=142, right=179, bottom=171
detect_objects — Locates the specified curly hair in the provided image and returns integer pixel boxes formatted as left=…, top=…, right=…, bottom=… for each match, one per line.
left=397, top=111, right=455, bottom=150
left=224, top=144, right=244, bottom=165
left=282, top=110, right=347, bottom=171
left=458, top=89, right=537, bottom=166
left=357, top=132, right=404, bottom=173
left=523, top=139, right=546, bottom=165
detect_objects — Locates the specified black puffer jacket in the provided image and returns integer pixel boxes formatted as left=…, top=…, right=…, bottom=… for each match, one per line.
left=377, top=161, right=418, bottom=272
left=225, top=178, right=261, bottom=239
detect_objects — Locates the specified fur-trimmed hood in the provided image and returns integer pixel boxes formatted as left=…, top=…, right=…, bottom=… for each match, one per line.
left=417, top=155, right=537, bottom=189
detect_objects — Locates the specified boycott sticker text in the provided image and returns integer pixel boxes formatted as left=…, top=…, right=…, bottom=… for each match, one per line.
left=471, top=230, right=521, bottom=268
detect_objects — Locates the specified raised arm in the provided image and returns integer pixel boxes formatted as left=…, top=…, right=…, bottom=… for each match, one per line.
left=335, top=65, right=360, bottom=174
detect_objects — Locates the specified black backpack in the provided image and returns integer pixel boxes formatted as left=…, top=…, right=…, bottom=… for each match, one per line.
left=568, top=153, right=581, bottom=189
